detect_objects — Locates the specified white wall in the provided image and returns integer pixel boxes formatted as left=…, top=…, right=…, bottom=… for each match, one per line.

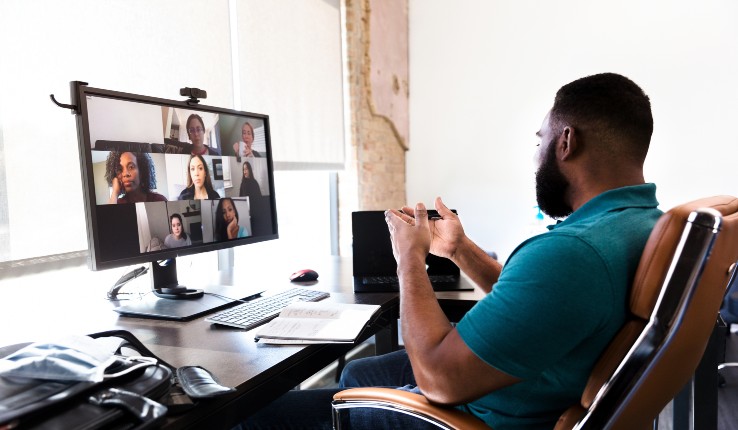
left=408, top=0, right=738, bottom=261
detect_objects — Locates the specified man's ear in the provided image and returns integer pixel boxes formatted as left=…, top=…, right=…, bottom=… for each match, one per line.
left=557, top=126, right=578, bottom=161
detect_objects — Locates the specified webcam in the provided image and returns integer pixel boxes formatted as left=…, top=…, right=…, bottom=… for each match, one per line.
left=180, top=87, right=207, bottom=105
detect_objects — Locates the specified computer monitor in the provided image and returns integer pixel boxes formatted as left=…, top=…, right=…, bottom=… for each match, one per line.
left=71, top=81, right=278, bottom=305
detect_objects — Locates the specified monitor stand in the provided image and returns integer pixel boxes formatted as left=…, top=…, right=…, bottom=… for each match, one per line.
left=112, top=257, right=265, bottom=321
left=151, top=258, right=204, bottom=300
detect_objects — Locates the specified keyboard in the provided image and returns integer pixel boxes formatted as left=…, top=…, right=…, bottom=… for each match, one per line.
left=362, top=275, right=457, bottom=285
left=205, top=287, right=330, bottom=330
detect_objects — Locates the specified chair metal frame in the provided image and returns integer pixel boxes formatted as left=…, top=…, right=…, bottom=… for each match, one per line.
left=717, top=262, right=738, bottom=379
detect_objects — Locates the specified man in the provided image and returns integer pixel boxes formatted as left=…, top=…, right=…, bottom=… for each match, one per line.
left=242, top=73, right=662, bottom=429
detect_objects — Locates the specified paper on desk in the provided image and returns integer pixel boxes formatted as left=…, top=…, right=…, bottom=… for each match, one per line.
left=253, top=302, right=380, bottom=344
left=256, top=338, right=351, bottom=345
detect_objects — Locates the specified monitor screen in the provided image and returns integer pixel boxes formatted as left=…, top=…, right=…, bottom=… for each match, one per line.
left=72, top=82, right=278, bottom=291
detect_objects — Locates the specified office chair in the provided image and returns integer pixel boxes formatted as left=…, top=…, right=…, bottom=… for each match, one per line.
left=332, top=195, right=738, bottom=430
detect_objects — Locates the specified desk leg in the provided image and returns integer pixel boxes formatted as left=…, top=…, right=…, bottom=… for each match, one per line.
left=375, top=318, right=399, bottom=355
left=672, top=384, right=690, bottom=430
left=335, top=318, right=399, bottom=382
left=692, top=318, right=724, bottom=430
left=672, top=318, right=724, bottom=430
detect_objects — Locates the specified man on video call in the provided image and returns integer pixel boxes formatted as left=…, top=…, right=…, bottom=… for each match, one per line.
left=241, top=72, right=662, bottom=429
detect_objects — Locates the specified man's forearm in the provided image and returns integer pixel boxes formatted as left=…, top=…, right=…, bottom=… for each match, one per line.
left=452, top=237, right=502, bottom=293
left=397, top=257, right=455, bottom=390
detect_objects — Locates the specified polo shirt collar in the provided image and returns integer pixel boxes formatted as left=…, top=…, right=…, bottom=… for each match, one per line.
left=549, top=183, right=659, bottom=230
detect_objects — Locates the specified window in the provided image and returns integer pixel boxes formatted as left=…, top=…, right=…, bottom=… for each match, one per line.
left=0, top=0, right=345, bottom=266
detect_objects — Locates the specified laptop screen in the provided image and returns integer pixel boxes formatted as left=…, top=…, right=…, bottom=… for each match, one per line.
left=351, top=211, right=460, bottom=278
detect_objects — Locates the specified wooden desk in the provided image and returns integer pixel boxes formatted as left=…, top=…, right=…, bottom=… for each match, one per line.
left=0, top=255, right=482, bottom=429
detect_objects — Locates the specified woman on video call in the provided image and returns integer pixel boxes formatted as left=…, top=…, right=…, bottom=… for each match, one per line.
left=239, top=160, right=262, bottom=201
left=105, top=151, right=167, bottom=204
left=232, top=121, right=261, bottom=159
left=215, top=198, right=249, bottom=240
left=186, top=113, right=220, bottom=156
left=164, top=213, right=192, bottom=248
left=178, top=154, right=221, bottom=200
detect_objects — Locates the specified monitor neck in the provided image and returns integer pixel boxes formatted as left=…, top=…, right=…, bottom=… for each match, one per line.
left=151, top=258, right=203, bottom=300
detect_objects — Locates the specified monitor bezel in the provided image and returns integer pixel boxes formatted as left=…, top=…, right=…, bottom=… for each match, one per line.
left=72, top=82, right=279, bottom=271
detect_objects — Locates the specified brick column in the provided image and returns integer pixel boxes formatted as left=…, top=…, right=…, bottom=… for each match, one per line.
left=339, top=0, right=409, bottom=255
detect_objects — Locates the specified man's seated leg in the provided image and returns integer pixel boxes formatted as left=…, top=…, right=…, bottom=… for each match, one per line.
left=239, top=351, right=425, bottom=429
left=339, top=349, right=416, bottom=388
left=240, top=388, right=338, bottom=430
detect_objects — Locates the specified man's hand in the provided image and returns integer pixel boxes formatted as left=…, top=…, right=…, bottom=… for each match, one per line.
left=385, top=203, right=431, bottom=269
left=398, top=197, right=466, bottom=260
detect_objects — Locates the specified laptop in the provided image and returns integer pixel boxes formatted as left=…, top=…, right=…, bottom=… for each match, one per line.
left=352, top=211, right=472, bottom=292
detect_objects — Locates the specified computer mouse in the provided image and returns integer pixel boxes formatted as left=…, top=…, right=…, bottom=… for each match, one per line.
left=290, top=269, right=319, bottom=282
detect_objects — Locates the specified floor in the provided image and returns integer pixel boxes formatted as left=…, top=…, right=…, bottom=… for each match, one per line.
left=305, top=331, right=738, bottom=430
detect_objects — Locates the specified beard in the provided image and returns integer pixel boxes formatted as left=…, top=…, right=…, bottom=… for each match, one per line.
left=535, top=138, right=573, bottom=219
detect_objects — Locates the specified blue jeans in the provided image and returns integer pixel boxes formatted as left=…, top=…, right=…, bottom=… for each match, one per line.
left=240, top=349, right=443, bottom=430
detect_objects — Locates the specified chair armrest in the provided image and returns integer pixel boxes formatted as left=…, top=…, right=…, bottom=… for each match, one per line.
left=332, top=387, right=490, bottom=430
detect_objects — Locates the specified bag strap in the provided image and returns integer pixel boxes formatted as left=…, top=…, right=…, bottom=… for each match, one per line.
left=88, top=329, right=234, bottom=410
left=88, top=330, right=208, bottom=414
left=88, top=329, right=177, bottom=371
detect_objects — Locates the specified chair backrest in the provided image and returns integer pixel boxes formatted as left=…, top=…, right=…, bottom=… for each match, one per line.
left=555, top=196, right=738, bottom=430
left=94, top=140, right=153, bottom=153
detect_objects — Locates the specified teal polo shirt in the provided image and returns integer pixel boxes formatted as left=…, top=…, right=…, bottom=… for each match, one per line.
left=455, top=184, right=662, bottom=430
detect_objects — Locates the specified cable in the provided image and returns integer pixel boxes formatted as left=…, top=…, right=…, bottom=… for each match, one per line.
left=107, top=266, right=149, bottom=300
left=204, top=292, right=252, bottom=303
